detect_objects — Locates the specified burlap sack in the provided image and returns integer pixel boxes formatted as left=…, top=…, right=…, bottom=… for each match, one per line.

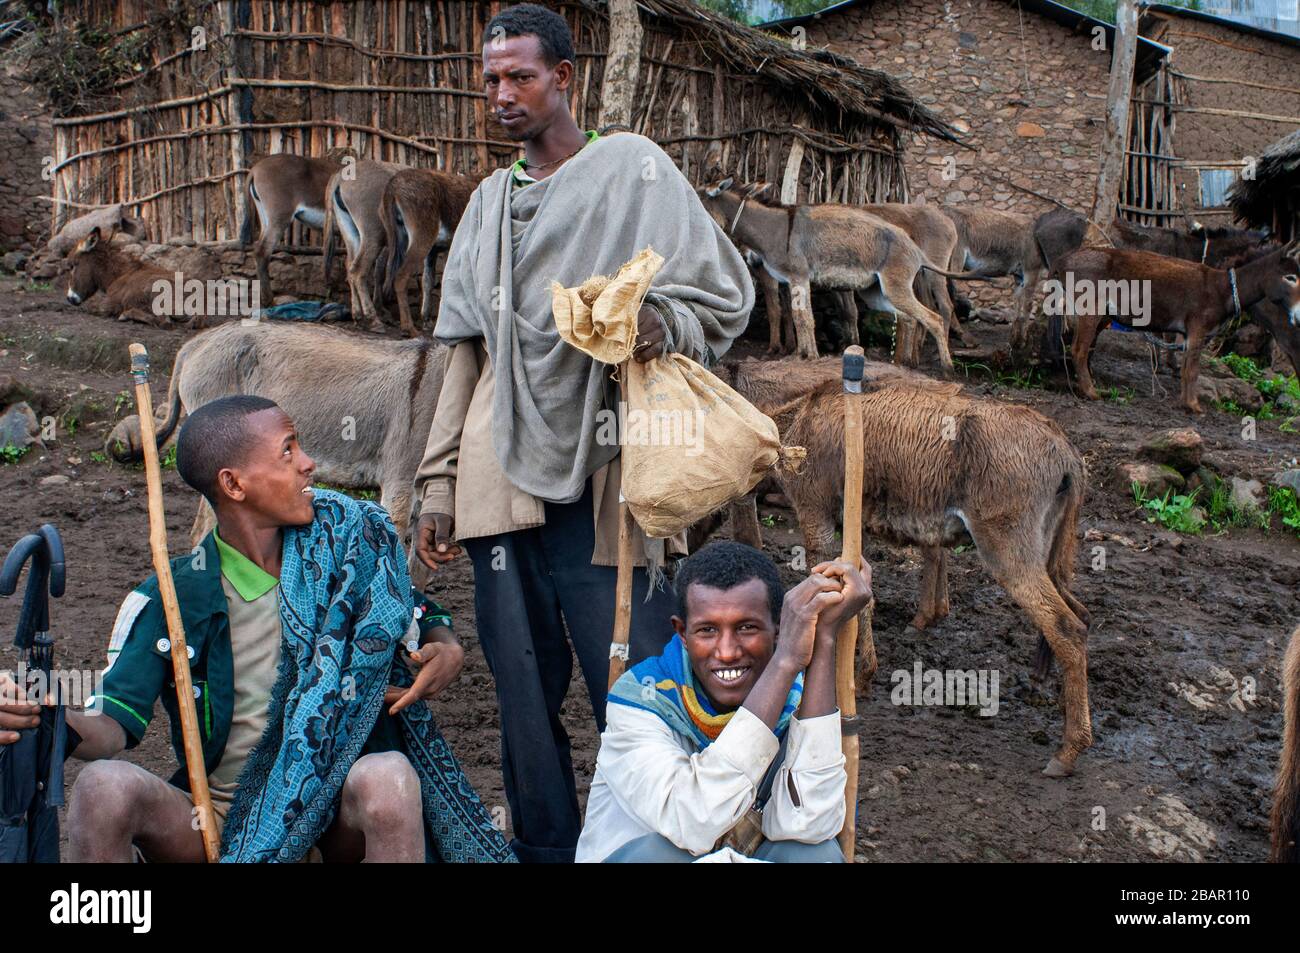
left=623, top=355, right=782, bottom=537
left=552, top=247, right=787, bottom=539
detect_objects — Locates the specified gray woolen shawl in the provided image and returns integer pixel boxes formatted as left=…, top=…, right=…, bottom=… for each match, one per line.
left=434, top=132, right=754, bottom=504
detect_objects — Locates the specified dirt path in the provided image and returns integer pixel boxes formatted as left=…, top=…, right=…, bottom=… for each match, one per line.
left=0, top=275, right=1295, bottom=861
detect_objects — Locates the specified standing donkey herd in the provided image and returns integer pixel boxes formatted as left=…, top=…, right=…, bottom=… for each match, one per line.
left=48, top=143, right=1299, bottom=853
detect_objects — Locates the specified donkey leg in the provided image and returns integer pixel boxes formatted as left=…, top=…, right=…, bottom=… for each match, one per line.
left=910, top=545, right=944, bottom=630
left=890, top=281, right=954, bottom=378
left=729, top=493, right=763, bottom=548
left=933, top=546, right=950, bottom=620
left=1070, top=316, right=1103, bottom=400
left=421, top=250, right=439, bottom=332
left=976, top=532, right=1092, bottom=776
left=836, top=290, right=859, bottom=347
left=393, top=248, right=420, bottom=338
left=1180, top=329, right=1207, bottom=414
left=349, top=238, right=384, bottom=331
left=789, top=279, right=819, bottom=359
left=756, top=267, right=785, bottom=355
left=190, top=498, right=217, bottom=548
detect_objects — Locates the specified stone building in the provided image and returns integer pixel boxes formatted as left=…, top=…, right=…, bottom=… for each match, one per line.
left=762, top=0, right=1149, bottom=217
left=1133, top=3, right=1300, bottom=227
left=0, top=66, right=53, bottom=256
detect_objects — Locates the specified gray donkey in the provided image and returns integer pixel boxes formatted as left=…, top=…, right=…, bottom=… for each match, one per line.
left=106, top=322, right=446, bottom=570
left=699, top=179, right=983, bottom=374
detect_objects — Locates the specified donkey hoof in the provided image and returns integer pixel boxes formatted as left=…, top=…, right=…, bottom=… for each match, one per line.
left=1042, top=756, right=1074, bottom=778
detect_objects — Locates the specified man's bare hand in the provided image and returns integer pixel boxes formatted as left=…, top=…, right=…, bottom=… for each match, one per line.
left=633, top=304, right=667, bottom=363
left=810, top=557, right=874, bottom=638
left=414, top=512, right=461, bottom=572
left=774, top=572, right=850, bottom=672
left=385, top=641, right=466, bottom=714
left=0, top=670, right=43, bottom=745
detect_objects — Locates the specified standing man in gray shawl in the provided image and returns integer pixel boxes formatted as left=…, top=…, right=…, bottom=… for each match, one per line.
left=412, top=3, right=753, bottom=863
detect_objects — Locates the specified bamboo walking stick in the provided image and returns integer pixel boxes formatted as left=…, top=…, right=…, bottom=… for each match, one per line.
left=608, top=361, right=636, bottom=691
left=129, top=343, right=220, bottom=863
left=837, top=346, right=868, bottom=862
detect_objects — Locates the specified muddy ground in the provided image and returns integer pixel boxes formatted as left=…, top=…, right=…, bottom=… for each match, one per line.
left=0, top=272, right=1296, bottom=862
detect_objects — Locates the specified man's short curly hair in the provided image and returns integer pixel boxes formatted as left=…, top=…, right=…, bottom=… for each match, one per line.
left=674, top=541, right=784, bottom=625
left=175, top=394, right=281, bottom=506
left=483, top=4, right=575, bottom=67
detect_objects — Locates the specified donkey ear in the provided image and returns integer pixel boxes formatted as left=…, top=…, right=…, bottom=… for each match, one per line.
left=79, top=227, right=101, bottom=252
left=717, top=176, right=733, bottom=192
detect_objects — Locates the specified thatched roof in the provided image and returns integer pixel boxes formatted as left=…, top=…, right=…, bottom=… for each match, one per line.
left=1228, top=129, right=1300, bottom=229
left=591, top=0, right=963, bottom=144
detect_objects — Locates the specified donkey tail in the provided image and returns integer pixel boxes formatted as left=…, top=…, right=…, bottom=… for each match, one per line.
left=381, top=186, right=405, bottom=302
left=1035, top=449, right=1088, bottom=678
left=239, top=173, right=257, bottom=247
left=920, top=260, right=1006, bottom=283
left=1272, top=625, right=1300, bottom=862
left=109, top=344, right=188, bottom=463
left=322, top=175, right=340, bottom=286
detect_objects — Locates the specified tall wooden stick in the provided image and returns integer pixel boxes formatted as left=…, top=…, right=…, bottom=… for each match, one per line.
left=837, top=346, right=866, bottom=861
left=1091, top=0, right=1140, bottom=228
left=129, top=343, right=220, bottom=863
left=608, top=362, right=637, bottom=691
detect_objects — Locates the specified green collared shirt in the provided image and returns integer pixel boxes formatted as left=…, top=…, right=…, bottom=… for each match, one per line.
left=510, top=129, right=600, bottom=186
left=212, top=530, right=279, bottom=601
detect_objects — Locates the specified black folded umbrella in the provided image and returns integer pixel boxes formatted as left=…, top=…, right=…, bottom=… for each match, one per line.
left=0, top=524, right=66, bottom=864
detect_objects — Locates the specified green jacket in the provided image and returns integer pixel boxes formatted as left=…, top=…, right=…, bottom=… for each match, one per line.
left=89, top=532, right=450, bottom=790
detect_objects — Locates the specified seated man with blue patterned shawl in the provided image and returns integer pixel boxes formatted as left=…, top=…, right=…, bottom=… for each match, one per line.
left=0, top=395, right=514, bottom=862
left=576, top=541, right=871, bottom=863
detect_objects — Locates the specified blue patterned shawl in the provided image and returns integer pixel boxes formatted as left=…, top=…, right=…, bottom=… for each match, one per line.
left=218, top=490, right=515, bottom=863
left=607, top=634, right=802, bottom=750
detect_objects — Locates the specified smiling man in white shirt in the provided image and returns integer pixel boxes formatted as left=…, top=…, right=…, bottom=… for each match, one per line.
left=576, top=541, right=872, bottom=863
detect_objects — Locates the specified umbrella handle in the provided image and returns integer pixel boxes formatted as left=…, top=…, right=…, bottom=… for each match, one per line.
left=0, top=533, right=49, bottom=650
left=0, top=526, right=64, bottom=649
left=39, top=525, right=65, bottom=598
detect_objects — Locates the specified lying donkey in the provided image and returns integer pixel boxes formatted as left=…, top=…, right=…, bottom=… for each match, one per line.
left=65, top=228, right=216, bottom=329
left=698, top=179, right=982, bottom=373
left=1049, top=243, right=1300, bottom=413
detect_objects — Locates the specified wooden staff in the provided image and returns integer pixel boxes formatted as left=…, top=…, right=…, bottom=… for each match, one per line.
left=608, top=361, right=636, bottom=691
left=837, top=345, right=867, bottom=862
left=129, top=343, right=220, bottom=863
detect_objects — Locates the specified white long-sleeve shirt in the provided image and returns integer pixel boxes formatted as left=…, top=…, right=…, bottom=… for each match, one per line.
left=575, top=703, right=846, bottom=862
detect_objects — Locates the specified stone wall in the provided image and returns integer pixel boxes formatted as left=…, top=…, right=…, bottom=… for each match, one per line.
left=792, top=0, right=1112, bottom=219
left=0, top=65, right=53, bottom=255
left=1144, top=12, right=1300, bottom=225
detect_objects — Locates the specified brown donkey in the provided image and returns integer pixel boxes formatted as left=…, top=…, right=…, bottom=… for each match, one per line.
left=322, top=159, right=404, bottom=332
left=730, top=359, right=1092, bottom=777
left=698, top=179, right=980, bottom=372
left=1049, top=244, right=1300, bottom=413
left=240, top=152, right=344, bottom=299
left=65, top=228, right=199, bottom=328
left=379, top=168, right=479, bottom=337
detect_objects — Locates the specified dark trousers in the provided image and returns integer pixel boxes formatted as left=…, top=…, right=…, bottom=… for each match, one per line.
left=464, top=480, right=677, bottom=864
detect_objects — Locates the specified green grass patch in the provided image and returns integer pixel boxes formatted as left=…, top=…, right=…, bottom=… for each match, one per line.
left=313, top=482, right=377, bottom=502
left=1, top=443, right=30, bottom=465
left=1133, top=482, right=1206, bottom=534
